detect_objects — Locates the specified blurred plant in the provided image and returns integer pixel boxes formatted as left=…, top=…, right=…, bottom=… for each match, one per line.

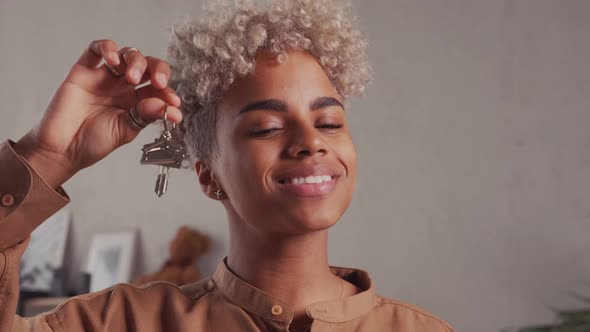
left=502, top=292, right=590, bottom=332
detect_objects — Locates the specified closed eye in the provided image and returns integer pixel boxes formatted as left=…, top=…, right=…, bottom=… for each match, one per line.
left=319, top=124, right=343, bottom=128
left=317, top=123, right=343, bottom=129
left=251, top=127, right=282, bottom=136
left=250, top=123, right=343, bottom=136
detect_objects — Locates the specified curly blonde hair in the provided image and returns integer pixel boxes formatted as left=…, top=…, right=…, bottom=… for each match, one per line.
left=167, top=0, right=372, bottom=167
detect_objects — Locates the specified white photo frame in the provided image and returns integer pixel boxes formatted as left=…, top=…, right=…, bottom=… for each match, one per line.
left=20, top=208, right=71, bottom=293
left=85, top=231, right=137, bottom=293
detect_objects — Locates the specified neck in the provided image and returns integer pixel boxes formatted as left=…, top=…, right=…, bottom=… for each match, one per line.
left=226, top=215, right=344, bottom=323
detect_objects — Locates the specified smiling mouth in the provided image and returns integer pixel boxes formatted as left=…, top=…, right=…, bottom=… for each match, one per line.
left=277, top=175, right=338, bottom=185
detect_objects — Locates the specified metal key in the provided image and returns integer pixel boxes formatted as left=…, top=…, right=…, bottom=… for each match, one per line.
left=154, top=165, right=169, bottom=197
left=139, top=106, right=188, bottom=197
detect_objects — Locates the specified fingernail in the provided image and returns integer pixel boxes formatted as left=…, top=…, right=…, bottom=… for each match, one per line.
left=173, top=94, right=181, bottom=105
left=130, top=68, right=140, bottom=81
left=156, top=73, right=167, bottom=86
left=175, top=109, right=183, bottom=123
left=110, top=52, right=120, bottom=65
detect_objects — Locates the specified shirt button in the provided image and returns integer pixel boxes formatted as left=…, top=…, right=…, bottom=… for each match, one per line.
left=1, top=194, right=15, bottom=207
left=271, top=304, right=283, bottom=316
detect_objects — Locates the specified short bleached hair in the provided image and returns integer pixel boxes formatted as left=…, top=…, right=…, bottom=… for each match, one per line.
left=167, top=0, right=373, bottom=167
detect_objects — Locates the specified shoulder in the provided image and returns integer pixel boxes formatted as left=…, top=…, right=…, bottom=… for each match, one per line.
left=374, top=295, right=456, bottom=332
left=40, top=278, right=216, bottom=330
left=179, top=277, right=217, bottom=299
left=88, top=277, right=217, bottom=303
left=54, top=278, right=215, bottom=311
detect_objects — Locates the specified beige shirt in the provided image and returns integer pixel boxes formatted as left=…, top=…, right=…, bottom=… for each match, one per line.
left=0, top=138, right=455, bottom=331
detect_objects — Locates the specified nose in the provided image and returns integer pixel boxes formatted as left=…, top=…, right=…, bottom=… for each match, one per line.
left=285, top=122, right=328, bottom=158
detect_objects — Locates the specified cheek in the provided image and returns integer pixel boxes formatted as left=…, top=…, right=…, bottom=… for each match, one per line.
left=225, top=137, right=279, bottom=192
left=338, top=139, right=357, bottom=211
left=335, top=136, right=357, bottom=180
left=221, top=139, right=285, bottom=225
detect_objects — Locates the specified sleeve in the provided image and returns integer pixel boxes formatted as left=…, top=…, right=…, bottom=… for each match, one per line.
left=0, top=138, right=71, bottom=331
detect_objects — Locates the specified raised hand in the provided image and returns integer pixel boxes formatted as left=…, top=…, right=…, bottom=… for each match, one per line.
left=14, top=39, right=183, bottom=189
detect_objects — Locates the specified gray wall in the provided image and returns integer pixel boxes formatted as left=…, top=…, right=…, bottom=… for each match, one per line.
left=2, top=1, right=590, bottom=331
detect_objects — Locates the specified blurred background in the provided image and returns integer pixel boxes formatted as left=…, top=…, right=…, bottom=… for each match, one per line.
left=2, top=0, right=590, bottom=331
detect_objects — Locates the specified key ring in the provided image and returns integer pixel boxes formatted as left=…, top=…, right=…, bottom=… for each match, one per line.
left=163, top=106, right=177, bottom=129
left=161, top=106, right=174, bottom=141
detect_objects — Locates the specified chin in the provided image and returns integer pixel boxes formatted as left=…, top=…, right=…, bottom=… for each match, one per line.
left=282, top=204, right=344, bottom=233
left=270, top=189, right=352, bottom=230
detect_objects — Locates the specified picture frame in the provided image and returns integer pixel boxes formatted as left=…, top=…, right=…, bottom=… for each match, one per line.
left=85, top=231, right=137, bottom=293
left=19, top=208, right=71, bottom=295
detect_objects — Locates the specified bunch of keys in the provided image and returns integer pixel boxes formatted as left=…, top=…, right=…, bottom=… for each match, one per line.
left=140, top=106, right=189, bottom=197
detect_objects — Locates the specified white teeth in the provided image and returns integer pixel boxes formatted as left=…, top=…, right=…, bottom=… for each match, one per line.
left=285, top=175, right=333, bottom=184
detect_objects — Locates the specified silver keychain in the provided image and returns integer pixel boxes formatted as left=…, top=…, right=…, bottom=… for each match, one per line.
left=140, top=106, right=188, bottom=197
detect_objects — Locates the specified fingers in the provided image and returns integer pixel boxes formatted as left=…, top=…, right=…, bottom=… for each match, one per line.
left=127, top=86, right=183, bottom=134
left=126, top=83, right=182, bottom=137
left=118, top=47, right=147, bottom=85
left=123, top=54, right=172, bottom=89
left=78, top=40, right=173, bottom=91
left=120, top=102, right=184, bottom=144
left=76, top=39, right=183, bottom=125
left=136, top=85, right=181, bottom=109
left=77, top=39, right=120, bottom=69
left=144, top=56, right=171, bottom=89
left=136, top=99, right=183, bottom=127
left=116, top=49, right=173, bottom=89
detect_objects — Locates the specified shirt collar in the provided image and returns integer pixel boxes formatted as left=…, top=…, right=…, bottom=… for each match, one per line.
left=212, top=256, right=378, bottom=323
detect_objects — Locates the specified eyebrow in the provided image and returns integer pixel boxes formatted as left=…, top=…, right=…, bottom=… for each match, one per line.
left=237, top=96, right=345, bottom=115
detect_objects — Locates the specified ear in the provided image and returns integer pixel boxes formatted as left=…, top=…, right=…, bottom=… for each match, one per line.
left=195, top=160, right=223, bottom=200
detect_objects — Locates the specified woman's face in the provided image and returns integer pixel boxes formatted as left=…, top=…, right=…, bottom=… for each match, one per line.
left=207, top=50, right=357, bottom=235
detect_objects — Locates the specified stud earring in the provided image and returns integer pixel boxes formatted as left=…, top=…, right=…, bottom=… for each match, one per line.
left=215, top=188, right=223, bottom=200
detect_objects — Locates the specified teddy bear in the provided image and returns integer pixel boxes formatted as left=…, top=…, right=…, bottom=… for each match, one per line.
left=133, top=225, right=211, bottom=286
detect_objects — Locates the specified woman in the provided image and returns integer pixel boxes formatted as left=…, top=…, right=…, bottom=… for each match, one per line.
left=0, top=0, right=455, bottom=331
